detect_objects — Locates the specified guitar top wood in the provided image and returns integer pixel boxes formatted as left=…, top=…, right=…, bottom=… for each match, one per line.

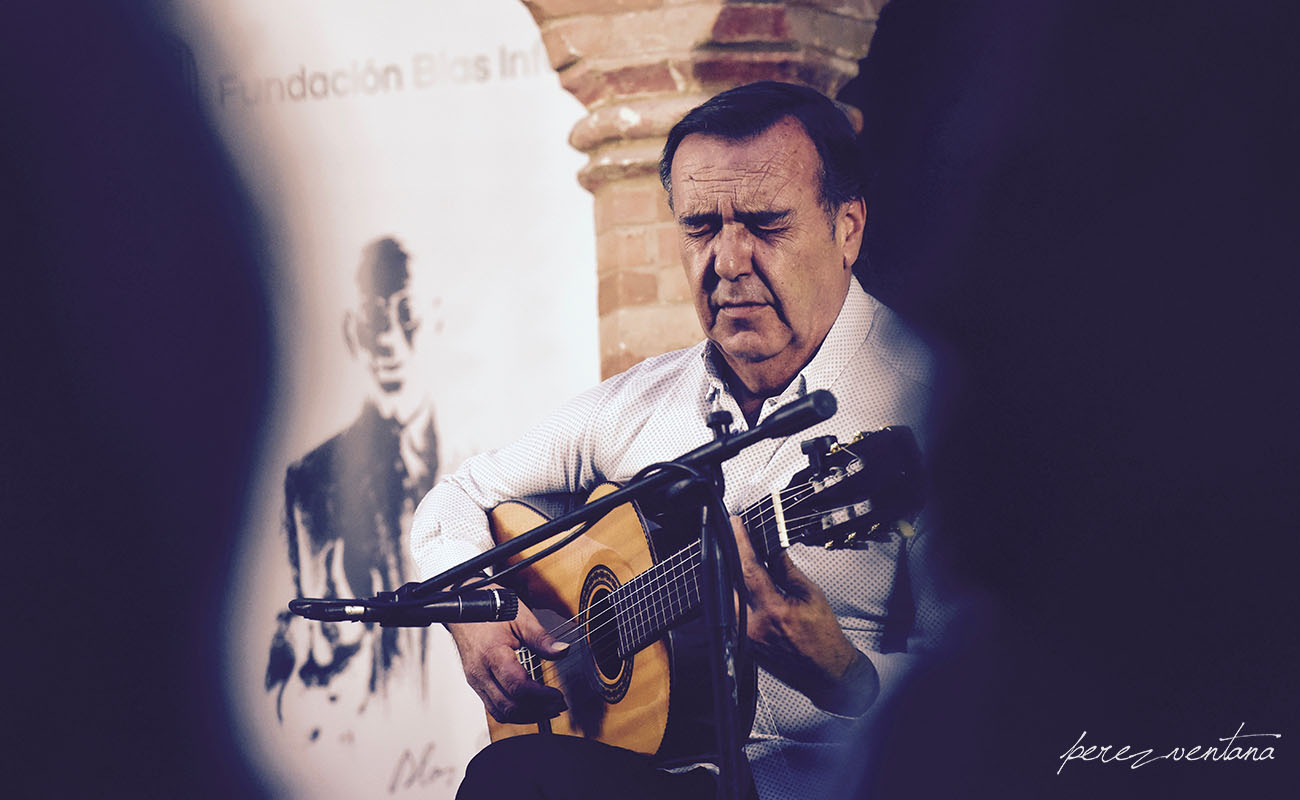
left=486, top=483, right=672, bottom=755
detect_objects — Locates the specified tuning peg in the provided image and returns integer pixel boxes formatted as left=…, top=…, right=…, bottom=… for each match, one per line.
left=828, top=432, right=865, bottom=455
left=801, top=435, right=837, bottom=474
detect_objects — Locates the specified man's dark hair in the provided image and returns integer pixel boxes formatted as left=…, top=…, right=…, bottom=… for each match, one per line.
left=356, top=236, right=410, bottom=298
left=659, top=81, right=863, bottom=215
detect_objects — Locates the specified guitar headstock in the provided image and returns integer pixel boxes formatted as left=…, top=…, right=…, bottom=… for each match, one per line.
left=780, top=426, right=924, bottom=551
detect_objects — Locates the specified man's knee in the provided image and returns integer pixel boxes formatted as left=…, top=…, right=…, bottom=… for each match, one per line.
left=458, top=735, right=559, bottom=799
left=457, top=733, right=720, bottom=800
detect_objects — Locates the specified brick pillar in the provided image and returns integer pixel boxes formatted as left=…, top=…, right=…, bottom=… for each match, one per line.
left=522, top=0, right=887, bottom=377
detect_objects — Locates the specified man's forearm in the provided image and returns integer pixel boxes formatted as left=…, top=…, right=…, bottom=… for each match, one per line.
left=806, top=646, right=880, bottom=716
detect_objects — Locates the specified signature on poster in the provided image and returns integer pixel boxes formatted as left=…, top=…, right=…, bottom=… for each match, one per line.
left=389, top=740, right=464, bottom=794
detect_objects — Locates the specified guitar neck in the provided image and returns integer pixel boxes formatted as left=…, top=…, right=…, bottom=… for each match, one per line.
left=614, top=491, right=795, bottom=657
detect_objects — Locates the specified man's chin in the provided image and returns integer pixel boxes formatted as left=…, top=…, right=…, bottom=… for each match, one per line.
left=713, top=333, right=784, bottom=365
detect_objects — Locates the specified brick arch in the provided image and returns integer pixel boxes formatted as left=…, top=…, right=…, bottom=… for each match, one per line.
left=521, top=0, right=887, bottom=376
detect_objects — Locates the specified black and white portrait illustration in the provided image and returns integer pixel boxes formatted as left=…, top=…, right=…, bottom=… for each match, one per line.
left=265, top=236, right=440, bottom=743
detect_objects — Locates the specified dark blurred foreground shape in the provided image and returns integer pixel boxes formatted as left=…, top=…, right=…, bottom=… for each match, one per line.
left=839, top=1, right=1298, bottom=797
left=4, top=1, right=269, bottom=795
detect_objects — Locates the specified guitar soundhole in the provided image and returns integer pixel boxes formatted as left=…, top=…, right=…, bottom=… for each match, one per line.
left=579, top=565, right=632, bottom=703
left=587, top=589, right=621, bottom=681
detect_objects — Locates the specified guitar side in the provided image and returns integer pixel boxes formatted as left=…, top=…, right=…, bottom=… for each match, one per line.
left=485, top=484, right=671, bottom=755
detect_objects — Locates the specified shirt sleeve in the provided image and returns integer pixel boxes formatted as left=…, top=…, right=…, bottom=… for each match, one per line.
left=408, top=380, right=611, bottom=580
left=902, top=508, right=962, bottom=656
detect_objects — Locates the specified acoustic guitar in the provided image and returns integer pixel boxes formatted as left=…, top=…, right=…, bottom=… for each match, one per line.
left=484, top=426, right=923, bottom=763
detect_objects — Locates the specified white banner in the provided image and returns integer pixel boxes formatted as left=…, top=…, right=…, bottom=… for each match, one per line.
left=169, top=2, right=598, bottom=795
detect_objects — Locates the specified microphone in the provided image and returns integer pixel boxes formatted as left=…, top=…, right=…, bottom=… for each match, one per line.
left=751, top=389, right=838, bottom=441
left=674, top=389, right=838, bottom=476
left=288, top=588, right=519, bottom=626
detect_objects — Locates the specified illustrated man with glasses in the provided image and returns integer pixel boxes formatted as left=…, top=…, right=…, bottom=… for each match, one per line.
left=266, top=236, right=440, bottom=743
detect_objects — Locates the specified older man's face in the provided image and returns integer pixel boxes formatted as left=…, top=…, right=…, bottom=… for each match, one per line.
left=671, top=117, right=863, bottom=393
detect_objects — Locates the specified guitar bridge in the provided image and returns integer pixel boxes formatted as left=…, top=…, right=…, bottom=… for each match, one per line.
left=516, top=647, right=542, bottom=682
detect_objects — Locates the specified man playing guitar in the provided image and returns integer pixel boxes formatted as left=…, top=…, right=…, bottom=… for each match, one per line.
left=410, top=82, right=942, bottom=800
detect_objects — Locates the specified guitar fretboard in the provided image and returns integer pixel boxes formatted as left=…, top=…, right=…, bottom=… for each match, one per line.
left=611, top=493, right=784, bottom=657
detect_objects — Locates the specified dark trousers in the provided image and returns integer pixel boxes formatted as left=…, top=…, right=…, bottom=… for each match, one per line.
left=457, top=734, right=756, bottom=800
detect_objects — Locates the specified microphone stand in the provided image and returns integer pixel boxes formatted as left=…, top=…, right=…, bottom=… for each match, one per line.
left=697, top=408, right=745, bottom=800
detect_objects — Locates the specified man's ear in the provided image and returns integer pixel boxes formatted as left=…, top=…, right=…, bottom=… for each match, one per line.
left=343, top=311, right=359, bottom=358
left=837, top=197, right=867, bottom=269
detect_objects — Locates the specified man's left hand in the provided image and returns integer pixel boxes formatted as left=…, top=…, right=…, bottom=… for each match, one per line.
left=731, top=515, right=879, bottom=715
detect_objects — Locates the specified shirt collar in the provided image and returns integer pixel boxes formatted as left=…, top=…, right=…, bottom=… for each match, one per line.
left=796, top=276, right=877, bottom=397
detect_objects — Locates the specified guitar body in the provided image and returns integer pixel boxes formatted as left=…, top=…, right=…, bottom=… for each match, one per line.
left=487, top=484, right=673, bottom=754
left=485, top=483, right=750, bottom=763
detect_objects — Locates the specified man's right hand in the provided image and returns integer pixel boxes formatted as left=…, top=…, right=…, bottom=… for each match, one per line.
left=446, top=594, right=569, bottom=723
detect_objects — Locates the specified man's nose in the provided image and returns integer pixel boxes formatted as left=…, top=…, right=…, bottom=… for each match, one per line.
left=712, top=224, right=754, bottom=281
left=368, top=311, right=402, bottom=349
left=376, top=319, right=401, bottom=343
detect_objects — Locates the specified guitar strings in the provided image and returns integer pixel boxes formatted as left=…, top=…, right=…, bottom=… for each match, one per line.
left=527, top=494, right=858, bottom=677
left=523, top=486, right=865, bottom=682
left=524, top=442, right=885, bottom=683
left=518, top=486, right=871, bottom=687
left=525, top=481, right=810, bottom=649
left=516, top=484, right=807, bottom=686
left=530, top=479, right=816, bottom=649
left=525, top=539, right=703, bottom=668
left=522, top=478, right=816, bottom=660
left=522, top=499, right=864, bottom=687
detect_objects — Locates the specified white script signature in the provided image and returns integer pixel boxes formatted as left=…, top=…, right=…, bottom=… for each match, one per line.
left=1057, top=723, right=1279, bottom=775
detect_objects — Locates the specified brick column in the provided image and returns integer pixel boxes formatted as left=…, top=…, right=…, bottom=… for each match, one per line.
left=522, top=0, right=887, bottom=377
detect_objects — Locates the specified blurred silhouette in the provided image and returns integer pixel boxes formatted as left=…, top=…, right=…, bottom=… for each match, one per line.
left=838, top=1, right=1298, bottom=797
left=4, top=1, right=268, bottom=795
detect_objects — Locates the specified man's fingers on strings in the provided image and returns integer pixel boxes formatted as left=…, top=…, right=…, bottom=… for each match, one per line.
left=767, top=548, right=816, bottom=602
left=486, top=676, right=566, bottom=723
left=477, top=665, right=527, bottom=723
left=730, top=514, right=779, bottom=603
left=485, top=647, right=565, bottom=722
left=513, top=604, right=571, bottom=659
left=484, top=644, right=530, bottom=693
left=521, top=629, right=570, bottom=660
